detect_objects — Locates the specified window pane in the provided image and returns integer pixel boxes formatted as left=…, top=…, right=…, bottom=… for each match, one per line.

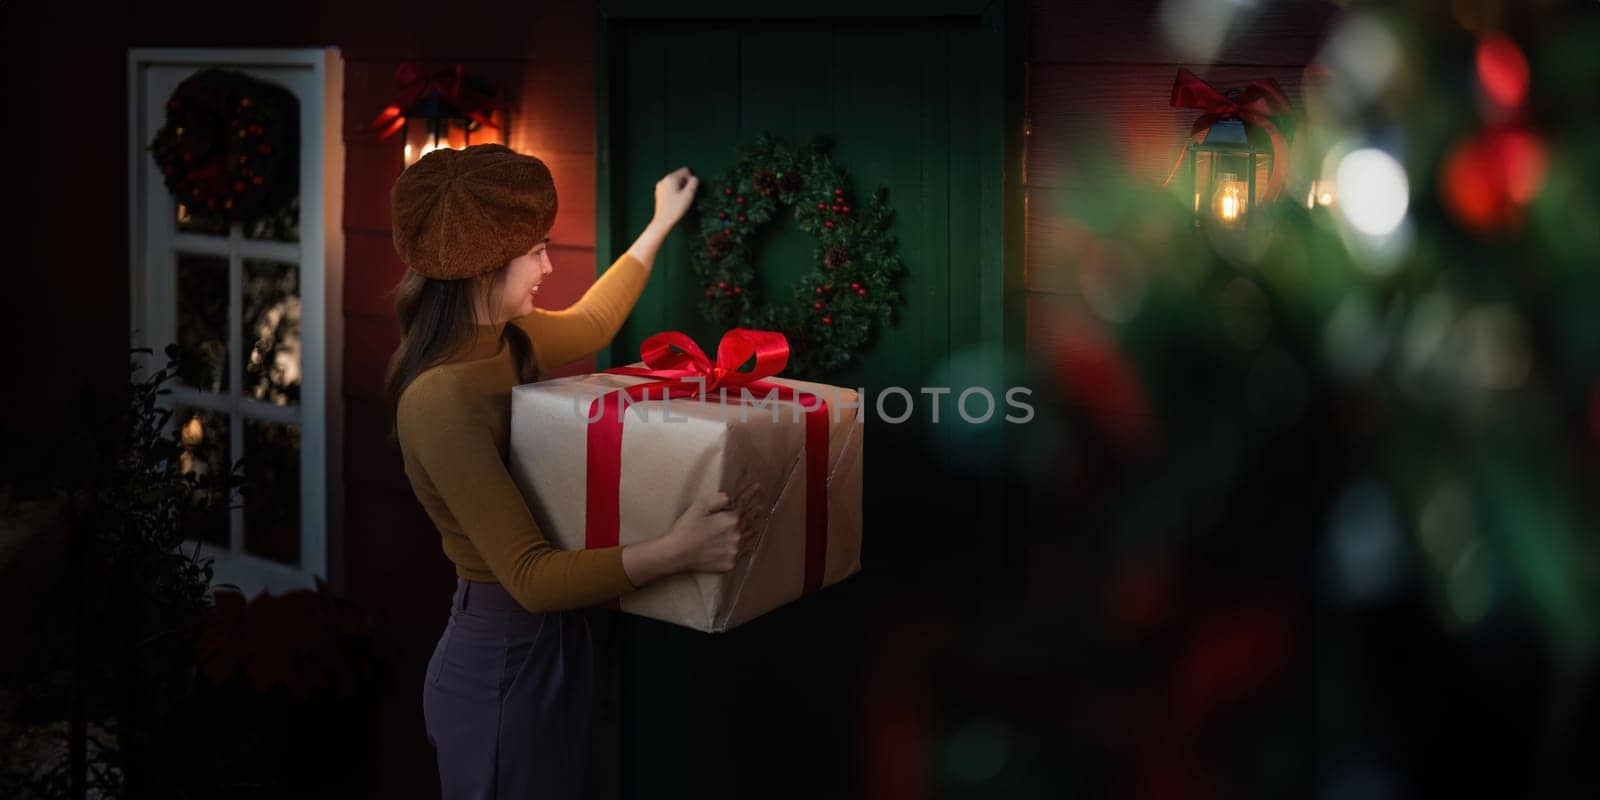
left=245, top=193, right=300, bottom=243
left=173, top=405, right=231, bottom=548
left=175, top=199, right=230, bottom=236
left=175, top=252, right=229, bottom=392
left=243, top=259, right=301, bottom=406
left=243, top=418, right=300, bottom=563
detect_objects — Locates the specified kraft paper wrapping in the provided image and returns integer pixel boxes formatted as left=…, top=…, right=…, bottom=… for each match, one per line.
left=507, top=363, right=863, bottom=633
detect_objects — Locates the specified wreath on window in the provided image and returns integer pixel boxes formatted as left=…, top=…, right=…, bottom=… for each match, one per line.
left=692, top=132, right=905, bottom=378
left=147, top=67, right=300, bottom=226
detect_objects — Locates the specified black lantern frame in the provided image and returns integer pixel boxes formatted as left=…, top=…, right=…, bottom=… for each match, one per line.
left=400, top=73, right=508, bottom=166
left=1187, top=116, right=1272, bottom=230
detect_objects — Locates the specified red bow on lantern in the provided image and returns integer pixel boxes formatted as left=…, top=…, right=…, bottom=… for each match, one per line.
left=583, top=330, right=833, bottom=608
left=1163, top=68, right=1295, bottom=200
left=361, top=60, right=505, bottom=141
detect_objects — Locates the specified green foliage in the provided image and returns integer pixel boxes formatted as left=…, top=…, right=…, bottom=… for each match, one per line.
left=689, top=131, right=906, bottom=378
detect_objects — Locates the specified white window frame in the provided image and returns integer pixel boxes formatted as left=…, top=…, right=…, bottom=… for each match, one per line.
left=127, top=47, right=346, bottom=598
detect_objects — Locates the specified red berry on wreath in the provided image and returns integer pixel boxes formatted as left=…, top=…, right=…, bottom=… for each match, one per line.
left=822, top=316, right=833, bottom=325
left=814, top=286, right=824, bottom=296
left=725, top=186, right=734, bottom=195
left=824, top=220, right=834, bottom=229
left=717, top=211, right=727, bottom=220
left=718, top=280, right=729, bottom=289
left=857, top=288, right=867, bottom=296
left=817, top=202, right=826, bottom=210
left=842, top=205, right=850, bottom=214
left=735, top=196, right=745, bottom=205
left=732, top=286, right=743, bottom=295
left=850, top=281, right=860, bottom=290
left=738, top=214, right=746, bottom=222
left=833, top=187, right=842, bottom=195
left=813, top=301, right=823, bottom=310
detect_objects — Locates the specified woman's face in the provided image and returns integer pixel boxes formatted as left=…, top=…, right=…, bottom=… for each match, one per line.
left=489, top=236, right=553, bottom=322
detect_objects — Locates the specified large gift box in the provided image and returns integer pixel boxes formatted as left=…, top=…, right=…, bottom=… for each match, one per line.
left=507, top=329, right=864, bottom=632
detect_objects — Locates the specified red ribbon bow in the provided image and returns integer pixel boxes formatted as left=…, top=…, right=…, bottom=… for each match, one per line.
left=583, top=330, right=833, bottom=611
left=361, top=60, right=504, bottom=141
left=1164, top=67, right=1294, bottom=201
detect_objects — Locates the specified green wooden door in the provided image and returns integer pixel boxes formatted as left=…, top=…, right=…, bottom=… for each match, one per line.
left=597, top=4, right=1022, bottom=797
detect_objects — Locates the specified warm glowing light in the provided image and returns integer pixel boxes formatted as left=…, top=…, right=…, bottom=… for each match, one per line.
left=1306, top=179, right=1337, bottom=209
left=1335, top=148, right=1409, bottom=236
left=1476, top=33, right=1529, bottom=111
left=181, top=414, right=204, bottom=447
left=1212, top=173, right=1246, bottom=224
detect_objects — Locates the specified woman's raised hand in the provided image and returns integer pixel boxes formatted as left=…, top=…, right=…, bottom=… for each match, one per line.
left=666, top=479, right=766, bottom=574
left=652, top=166, right=699, bottom=229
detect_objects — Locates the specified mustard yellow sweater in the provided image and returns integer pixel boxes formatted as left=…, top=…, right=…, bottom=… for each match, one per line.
left=396, top=253, right=650, bottom=613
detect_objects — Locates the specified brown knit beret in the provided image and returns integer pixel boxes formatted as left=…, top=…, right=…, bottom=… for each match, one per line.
left=389, top=143, right=558, bottom=280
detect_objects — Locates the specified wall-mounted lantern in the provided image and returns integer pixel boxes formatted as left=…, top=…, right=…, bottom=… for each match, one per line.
left=1167, top=69, right=1294, bottom=230
left=363, top=61, right=509, bottom=167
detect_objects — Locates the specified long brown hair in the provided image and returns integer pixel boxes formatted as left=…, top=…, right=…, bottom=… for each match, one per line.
left=382, top=266, right=539, bottom=443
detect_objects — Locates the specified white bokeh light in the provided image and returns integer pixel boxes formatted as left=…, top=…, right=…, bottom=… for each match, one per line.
left=1335, top=148, right=1410, bottom=236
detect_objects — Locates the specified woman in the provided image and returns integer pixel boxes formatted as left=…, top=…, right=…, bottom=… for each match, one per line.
left=383, top=143, right=764, bottom=799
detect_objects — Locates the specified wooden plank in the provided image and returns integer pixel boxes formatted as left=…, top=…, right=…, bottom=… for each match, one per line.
left=1027, top=62, right=1310, bottom=190
left=1028, top=0, right=1339, bottom=66
left=343, top=313, right=398, bottom=404
left=343, top=140, right=401, bottom=233
left=343, top=230, right=405, bottom=318
left=510, top=52, right=598, bottom=156
left=343, top=396, right=410, bottom=494
left=605, top=25, right=670, bottom=365
left=542, top=150, right=599, bottom=247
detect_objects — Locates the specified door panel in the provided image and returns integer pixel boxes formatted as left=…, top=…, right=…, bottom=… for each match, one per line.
left=601, top=13, right=1009, bottom=798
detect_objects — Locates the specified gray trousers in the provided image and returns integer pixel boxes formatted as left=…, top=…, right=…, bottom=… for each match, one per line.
left=423, top=577, right=622, bottom=799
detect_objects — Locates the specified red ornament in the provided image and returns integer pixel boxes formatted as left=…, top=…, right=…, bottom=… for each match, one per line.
left=833, top=187, right=842, bottom=195
left=856, top=288, right=867, bottom=296
left=824, top=220, right=834, bottom=229
left=718, top=280, right=729, bottom=289
left=814, top=286, right=824, bottom=295
left=732, top=286, right=743, bottom=295
left=717, top=211, right=727, bottom=220
left=831, top=204, right=841, bottom=212
left=850, top=281, right=861, bottom=290
left=738, top=214, right=747, bottom=222
left=736, top=196, right=745, bottom=205
left=725, top=186, right=734, bottom=195
left=816, top=202, right=825, bottom=210
left=822, top=316, right=833, bottom=325
left=813, top=301, right=824, bottom=310
left=842, top=205, right=850, bottom=214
